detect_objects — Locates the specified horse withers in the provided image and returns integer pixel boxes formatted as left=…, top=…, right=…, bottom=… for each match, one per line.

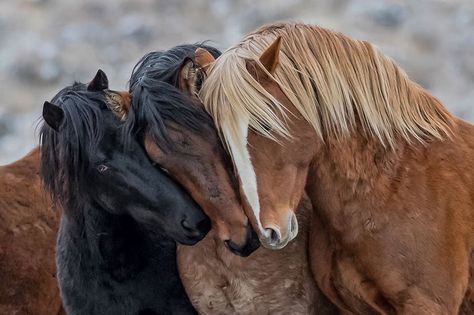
left=40, top=70, right=210, bottom=315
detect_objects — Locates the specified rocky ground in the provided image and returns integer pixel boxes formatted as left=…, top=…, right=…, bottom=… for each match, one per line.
left=1, top=0, right=473, bottom=164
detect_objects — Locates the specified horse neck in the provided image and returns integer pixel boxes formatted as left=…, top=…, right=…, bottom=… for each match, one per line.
left=305, top=133, right=411, bottom=232
left=59, top=202, right=156, bottom=275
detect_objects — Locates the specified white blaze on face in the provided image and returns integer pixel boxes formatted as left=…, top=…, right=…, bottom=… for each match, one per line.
left=222, top=118, right=265, bottom=234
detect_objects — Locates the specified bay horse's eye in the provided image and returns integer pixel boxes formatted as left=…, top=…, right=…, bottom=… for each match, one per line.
left=97, top=164, right=109, bottom=173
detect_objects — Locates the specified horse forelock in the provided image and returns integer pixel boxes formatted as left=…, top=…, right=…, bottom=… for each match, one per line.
left=124, top=44, right=221, bottom=152
left=40, top=88, right=107, bottom=211
left=200, top=22, right=454, bottom=152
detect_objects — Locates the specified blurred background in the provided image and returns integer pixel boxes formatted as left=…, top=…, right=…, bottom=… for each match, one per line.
left=1, top=0, right=473, bottom=164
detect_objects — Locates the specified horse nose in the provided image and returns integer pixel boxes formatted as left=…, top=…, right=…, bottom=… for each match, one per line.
left=263, top=225, right=282, bottom=247
left=181, top=216, right=211, bottom=238
left=224, top=224, right=260, bottom=257
left=262, top=213, right=298, bottom=249
left=289, top=212, right=298, bottom=238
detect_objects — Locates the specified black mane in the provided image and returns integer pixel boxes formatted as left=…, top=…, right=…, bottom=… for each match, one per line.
left=125, top=43, right=221, bottom=151
left=39, top=84, right=110, bottom=210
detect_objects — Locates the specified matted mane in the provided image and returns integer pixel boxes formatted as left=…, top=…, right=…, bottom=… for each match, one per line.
left=200, top=22, right=454, bottom=149
left=39, top=84, right=109, bottom=211
left=124, top=44, right=221, bottom=151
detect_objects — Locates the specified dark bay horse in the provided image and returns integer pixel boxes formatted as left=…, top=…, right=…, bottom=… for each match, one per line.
left=125, top=45, right=259, bottom=256
left=40, top=70, right=210, bottom=315
left=122, top=45, right=337, bottom=314
left=0, top=148, right=63, bottom=314
left=199, top=22, right=474, bottom=314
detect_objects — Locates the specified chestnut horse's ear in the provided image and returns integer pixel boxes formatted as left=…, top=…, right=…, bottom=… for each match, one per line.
left=178, top=58, right=198, bottom=97
left=259, top=36, right=282, bottom=75
left=87, top=69, right=109, bottom=91
left=42, top=101, right=64, bottom=132
left=194, top=48, right=216, bottom=74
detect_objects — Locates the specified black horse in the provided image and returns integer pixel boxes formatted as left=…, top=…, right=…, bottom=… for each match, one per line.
left=40, top=70, right=210, bottom=315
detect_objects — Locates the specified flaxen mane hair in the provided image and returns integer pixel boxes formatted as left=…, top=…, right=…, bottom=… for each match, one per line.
left=40, top=84, right=110, bottom=211
left=200, top=22, right=454, bottom=149
left=124, top=44, right=221, bottom=151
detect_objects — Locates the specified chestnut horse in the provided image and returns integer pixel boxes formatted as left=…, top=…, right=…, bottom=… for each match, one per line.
left=0, top=148, right=63, bottom=314
left=199, top=22, right=474, bottom=314
left=123, top=45, right=337, bottom=314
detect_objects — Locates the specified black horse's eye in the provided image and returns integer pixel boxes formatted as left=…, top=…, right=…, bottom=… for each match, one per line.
left=97, top=164, right=109, bottom=173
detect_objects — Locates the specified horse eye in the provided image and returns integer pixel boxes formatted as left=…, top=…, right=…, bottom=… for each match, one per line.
left=97, top=164, right=109, bottom=173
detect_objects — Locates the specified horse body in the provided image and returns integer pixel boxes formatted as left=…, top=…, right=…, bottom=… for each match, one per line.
left=199, top=22, right=474, bottom=314
left=0, top=148, right=63, bottom=314
left=306, top=118, right=474, bottom=314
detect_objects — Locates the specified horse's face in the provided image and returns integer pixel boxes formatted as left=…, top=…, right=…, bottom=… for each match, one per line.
left=198, top=41, right=317, bottom=249
left=244, top=63, right=317, bottom=249
left=91, top=111, right=210, bottom=245
left=143, top=120, right=260, bottom=256
left=135, top=55, right=259, bottom=256
left=42, top=71, right=210, bottom=245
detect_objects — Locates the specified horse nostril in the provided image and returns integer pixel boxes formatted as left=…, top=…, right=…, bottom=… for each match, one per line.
left=289, top=213, right=298, bottom=236
left=181, top=217, right=211, bottom=237
left=197, top=217, right=211, bottom=234
left=265, top=227, right=281, bottom=244
left=181, top=219, right=193, bottom=232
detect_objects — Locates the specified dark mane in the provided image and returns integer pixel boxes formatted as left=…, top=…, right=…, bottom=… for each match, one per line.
left=124, top=43, right=221, bottom=150
left=39, top=84, right=110, bottom=211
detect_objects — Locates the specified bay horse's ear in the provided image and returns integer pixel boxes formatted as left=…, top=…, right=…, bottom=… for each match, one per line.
left=259, top=36, right=282, bottom=75
left=178, top=58, right=198, bottom=97
left=194, top=48, right=216, bottom=74
left=106, top=90, right=131, bottom=120
left=42, top=101, right=64, bottom=132
left=87, top=69, right=109, bottom=91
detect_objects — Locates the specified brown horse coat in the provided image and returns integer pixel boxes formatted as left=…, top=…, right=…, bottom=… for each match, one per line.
left=178, top=196, right=337, bottom=315
left=0, top=147, right=63, bottom=314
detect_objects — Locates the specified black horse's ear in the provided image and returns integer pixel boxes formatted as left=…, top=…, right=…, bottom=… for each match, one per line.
left=42, top=101, right=64, bottom=132
left=87, top=69, right=109, bottom=91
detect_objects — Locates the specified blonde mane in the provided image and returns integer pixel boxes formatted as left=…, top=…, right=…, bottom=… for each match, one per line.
left=200, top=22, right=454, bottom=151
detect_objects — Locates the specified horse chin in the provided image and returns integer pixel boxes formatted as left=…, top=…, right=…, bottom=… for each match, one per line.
left=260, top=238, right=289, bottom=250
left=175, top=235, right=203, bottom=246
left=224, top=224, right=260, bottom=257
left=259, top=228, right=297, bottom=250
